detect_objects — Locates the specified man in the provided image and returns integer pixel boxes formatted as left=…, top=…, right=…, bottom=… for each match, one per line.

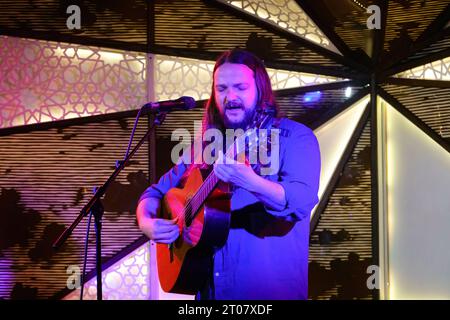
left=136, top=49, right=321, bottom=300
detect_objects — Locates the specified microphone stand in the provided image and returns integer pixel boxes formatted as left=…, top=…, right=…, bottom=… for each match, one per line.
left=52, top=111, right=168, bottom=300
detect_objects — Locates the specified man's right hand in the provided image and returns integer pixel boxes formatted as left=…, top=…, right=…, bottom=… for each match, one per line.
left=136, top=197, right=180, bottom=244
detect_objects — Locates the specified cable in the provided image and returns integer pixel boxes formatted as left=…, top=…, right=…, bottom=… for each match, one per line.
left=80, top=210, right=93, bottom=300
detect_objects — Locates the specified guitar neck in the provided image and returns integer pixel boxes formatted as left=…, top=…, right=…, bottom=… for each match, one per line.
left=188, top=169, right=219, bottom=218
left=186, top=110, right=275, bottom=220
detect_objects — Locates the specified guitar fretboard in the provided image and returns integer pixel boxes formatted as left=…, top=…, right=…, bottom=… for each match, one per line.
left=184, top=170, right=219, bottom=225
left=183, top=109, right=275, bottom=224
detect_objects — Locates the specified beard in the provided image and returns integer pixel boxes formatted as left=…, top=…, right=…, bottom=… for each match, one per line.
left=221, top=101, right=257, bottom=130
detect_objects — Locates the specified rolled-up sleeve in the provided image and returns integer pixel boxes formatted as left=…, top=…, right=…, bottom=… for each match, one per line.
left=138, top=162, right=187, bottom=203
left=266, top=128, right=321, bottom=221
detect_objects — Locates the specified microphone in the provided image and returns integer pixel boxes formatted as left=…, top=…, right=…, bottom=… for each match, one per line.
left=142, top=96, right=196, bottom=113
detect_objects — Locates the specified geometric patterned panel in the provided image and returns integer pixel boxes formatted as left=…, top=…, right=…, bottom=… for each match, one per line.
left=154, top=0, right=344, bottom=68
left=0, top=0, right=148, bottom=45
left=153, top=107, right=205, bottom=140
left=0, top=115, right=150, bottom=299
left=305, top=0, right=373, bottom=54
left=153, top=55, right=215, bottom=101
left=214, top=0, right=340, bottom=53
left=276, top=85, right=365, bottom=126
left=313, top=95, right=370, bottom=221
left=382, top=84, right=450, bottom=139
left=0, top=36, right=147, bottom=129
left=395, top=35, right=450, bottom=70
left=393, top=57, right=450, bottom=80
left=384, top=0, right=450, bottom=52
left=309, top=120, right=373, bottom=300
left=63, top=243, right=150, bottom=300
left=154, top=54, right=344, bottom=101
left=267, top=68, right=344, bottom=90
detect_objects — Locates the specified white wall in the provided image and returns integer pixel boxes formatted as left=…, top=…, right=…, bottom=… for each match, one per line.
left=379, top=100, right=450, bottom=299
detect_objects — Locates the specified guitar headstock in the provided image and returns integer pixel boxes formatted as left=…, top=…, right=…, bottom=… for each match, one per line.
left=250, top=102, right=276, bottom=130
left=223, top=102, right=276, bottom=165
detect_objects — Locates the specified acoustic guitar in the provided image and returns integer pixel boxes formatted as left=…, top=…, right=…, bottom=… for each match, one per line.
left=157, top=106, right=276, bottom=294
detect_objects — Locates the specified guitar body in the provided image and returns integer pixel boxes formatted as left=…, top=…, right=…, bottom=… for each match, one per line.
left=157, top=167, right=231, bottom=294
left=156, top=106, right=275, bottom=294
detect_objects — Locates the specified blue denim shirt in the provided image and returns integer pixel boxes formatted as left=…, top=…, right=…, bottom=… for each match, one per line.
left=139, top=118, right=321, bottom=300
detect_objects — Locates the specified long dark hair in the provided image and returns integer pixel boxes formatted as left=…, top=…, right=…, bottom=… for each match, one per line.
left=186, top=49, right=280, bottom=169
left=203, top=48, right=280, bottom=133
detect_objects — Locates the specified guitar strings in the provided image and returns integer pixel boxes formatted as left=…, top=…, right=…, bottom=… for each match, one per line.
left=183, top=169, right=217, bottom=224
left=182, top=133, right=256, bottom=223
left=181, top=110, right=273, bottom=225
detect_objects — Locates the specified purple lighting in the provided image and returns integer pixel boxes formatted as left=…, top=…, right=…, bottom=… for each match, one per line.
left=303, top=91, right=322, bottom=103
